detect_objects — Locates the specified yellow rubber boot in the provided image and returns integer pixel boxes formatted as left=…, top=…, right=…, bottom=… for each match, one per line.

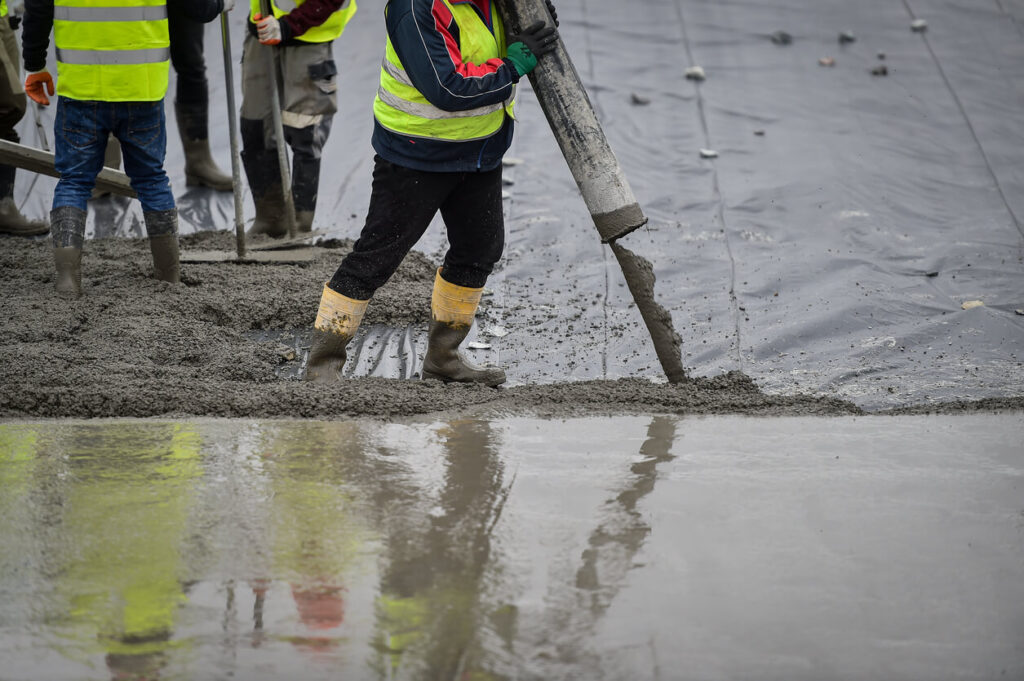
left=305, top=284, right=369, bottom=382
left=421, top=269, right=505, bottom=387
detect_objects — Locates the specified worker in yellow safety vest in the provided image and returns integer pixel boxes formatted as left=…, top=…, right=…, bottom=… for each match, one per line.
left=305, top=0, right=558, bottom=386
left=20, top=0, right=229, bottom=298
left=240, top=0, right=356, bottom=236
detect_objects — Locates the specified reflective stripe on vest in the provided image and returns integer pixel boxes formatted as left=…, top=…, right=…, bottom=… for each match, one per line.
left=373, top=0, right=515, bottom=143
left=54, top=0, right=170, bottom=102
left=249, top=0, right=356, bottom=44
left=53, top=5, right=167, bottom=21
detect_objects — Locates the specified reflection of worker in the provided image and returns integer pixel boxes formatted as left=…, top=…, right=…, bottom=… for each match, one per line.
left=54, top=424, right=202, bottom=681
left=0, top=0, right=47, bottom=236
left=20, top=0, right=227, bottom=298
left=240, top=0, right=357, bottom=237
left=374, top=419, right=509, bottom=677
left=305, top=0, right=558, bottom=386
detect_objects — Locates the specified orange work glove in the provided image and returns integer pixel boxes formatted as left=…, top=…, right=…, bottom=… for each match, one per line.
left=253, top=13, right=283, bottom=45
left=25, top=70, right=55, bottom=106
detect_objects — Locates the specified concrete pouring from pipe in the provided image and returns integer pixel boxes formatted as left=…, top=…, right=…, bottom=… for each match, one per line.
left=1, top=413, right=1021, bottom=680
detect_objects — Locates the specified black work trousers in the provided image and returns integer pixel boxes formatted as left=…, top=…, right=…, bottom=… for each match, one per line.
left=329, top=156, right=505, bottom=301
left=168, top=4, right=208, bottom=106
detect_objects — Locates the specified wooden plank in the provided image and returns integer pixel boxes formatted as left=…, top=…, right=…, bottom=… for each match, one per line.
left=0, top=138, right=136, bottom=198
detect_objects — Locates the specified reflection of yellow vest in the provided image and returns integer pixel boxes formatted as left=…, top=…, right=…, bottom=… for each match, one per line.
left=374, top=0, right=515, bottom=142
left=62, top=425, right=201, bottom=658
left=53, top=0, right=170, bottom=102
left=249, top=0, right=357, bottom=43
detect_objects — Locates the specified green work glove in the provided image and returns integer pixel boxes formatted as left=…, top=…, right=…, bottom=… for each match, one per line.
left=506, top=42, right=538, bottom=77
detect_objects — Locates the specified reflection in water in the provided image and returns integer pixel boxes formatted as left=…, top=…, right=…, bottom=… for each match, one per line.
left=373, top=419, right=510, bottom=680
left=538, top=417, right=677, bottom=665
left=0, top=417, right=676, bottom=680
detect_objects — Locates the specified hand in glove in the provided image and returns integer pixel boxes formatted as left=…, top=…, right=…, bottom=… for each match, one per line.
left=221, top=0, right=235, bottom=12
left=507, top=20, right=558, bottom=66
left=25, top=71, right=55, bottom=106
left=545, top=0, right=558, bottom=27
left=254, top=13, right=289, bottom=45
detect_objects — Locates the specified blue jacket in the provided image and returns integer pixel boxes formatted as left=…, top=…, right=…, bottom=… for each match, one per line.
left=372, top=0, right=520, bottom=173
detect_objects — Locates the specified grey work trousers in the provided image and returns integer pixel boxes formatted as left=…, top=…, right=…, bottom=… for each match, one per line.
left=239, top=34, right=337, bottom=214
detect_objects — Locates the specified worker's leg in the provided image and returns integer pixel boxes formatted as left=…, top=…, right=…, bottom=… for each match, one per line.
left=51, top=98, right=110, bottom=297
left=306, top=157, right=457, bottom=382
left=239, top=34, right=285, bottom=237
left=115, top=101, right=180, bottom=284
left=280, top=42, right=337, bottom=232
left=0, top=19, right=46, bottom=236
left=421, top=165, right=506, bottom=386
left=169, top=4, right=231, bottom=191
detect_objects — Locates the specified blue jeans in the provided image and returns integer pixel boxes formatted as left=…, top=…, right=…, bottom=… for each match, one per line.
left=53, top=97, right=175, bottom=213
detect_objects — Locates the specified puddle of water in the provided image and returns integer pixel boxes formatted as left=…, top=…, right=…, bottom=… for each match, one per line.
left=1, top=414, right=1022, bottom=680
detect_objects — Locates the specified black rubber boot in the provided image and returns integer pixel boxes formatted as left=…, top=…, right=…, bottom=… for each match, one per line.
left=296, top=210, right=314, bottom=233
left=0, top=165, right=48, bottom=236
left=421, top=319, right=507, bottom=387
left=50, top=205, right=87, bottom=298
left=241, top=117, right=288, bottom=238
left=176, top=101, right=233, bottom=191
left=305, top=284, right=368, bottom=382
left=248, top=188, right=287, bottom=238
left=144, top=209, right=180, bottom=283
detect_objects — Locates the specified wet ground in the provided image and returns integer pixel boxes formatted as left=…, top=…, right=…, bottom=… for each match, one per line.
left=2, top=414, right=1023, bottom=681
left=5, top=0, right=1022, bottom=413
left=3, top=1, right=1023, bottom=677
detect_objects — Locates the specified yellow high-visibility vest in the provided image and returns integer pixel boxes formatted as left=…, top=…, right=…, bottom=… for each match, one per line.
left=374, top=0, right=515, bottom=142
left=249, top=0, right=356, bottom=44
left=54, top=0, right=170, bottom=102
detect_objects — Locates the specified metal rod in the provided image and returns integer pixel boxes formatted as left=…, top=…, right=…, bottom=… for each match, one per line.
left=258, top=0, right=298, bottom=239
left=221, top=11, right=247, bottom=258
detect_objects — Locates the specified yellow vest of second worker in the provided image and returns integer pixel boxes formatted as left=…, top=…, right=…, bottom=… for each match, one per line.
left=54, top=0, right=170, bottom=102
left=374, top=0, right=515, bottom=142
left=249, top=0, right=357, bottom=43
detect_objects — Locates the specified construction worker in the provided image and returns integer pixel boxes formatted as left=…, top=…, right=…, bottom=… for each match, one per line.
left=20, top=0, right=228, bottom=298
left=241, top=0, right=357, bottom=236
left=169, top=5, right=234, bottom=190
left=305, top=0, right=558, bottom=387
left=0, top=0, right=48, bottom=236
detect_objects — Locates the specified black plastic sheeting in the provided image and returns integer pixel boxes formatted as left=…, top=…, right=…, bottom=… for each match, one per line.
left=15, top=0, right=1024, bottom=409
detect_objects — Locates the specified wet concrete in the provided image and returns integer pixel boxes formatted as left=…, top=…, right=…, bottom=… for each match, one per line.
left=4, top=234, right=1022, bottom=418
left=0, top=233, right=868, bottom=419
left=1, top=414, right=1022, bottom=680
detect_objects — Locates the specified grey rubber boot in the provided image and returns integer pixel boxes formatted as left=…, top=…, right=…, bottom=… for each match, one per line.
left=144, top=209, right=180, bottom=284
left=176, top=101, right=233, bottom=192
left=247, top=187, right=287, bottom=238
left=306, top=328, right=355, bottom=382
left=421, top=319, right=507, bottom=387
left=54, top=247, right=82, bottom=299
left=0, top=197, right=48, bottom=236
left=0, top=164, right=48, bottom=236
left=305, top=284, right=369, bottom=382
left=50, top=205, right=87, bottom=298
